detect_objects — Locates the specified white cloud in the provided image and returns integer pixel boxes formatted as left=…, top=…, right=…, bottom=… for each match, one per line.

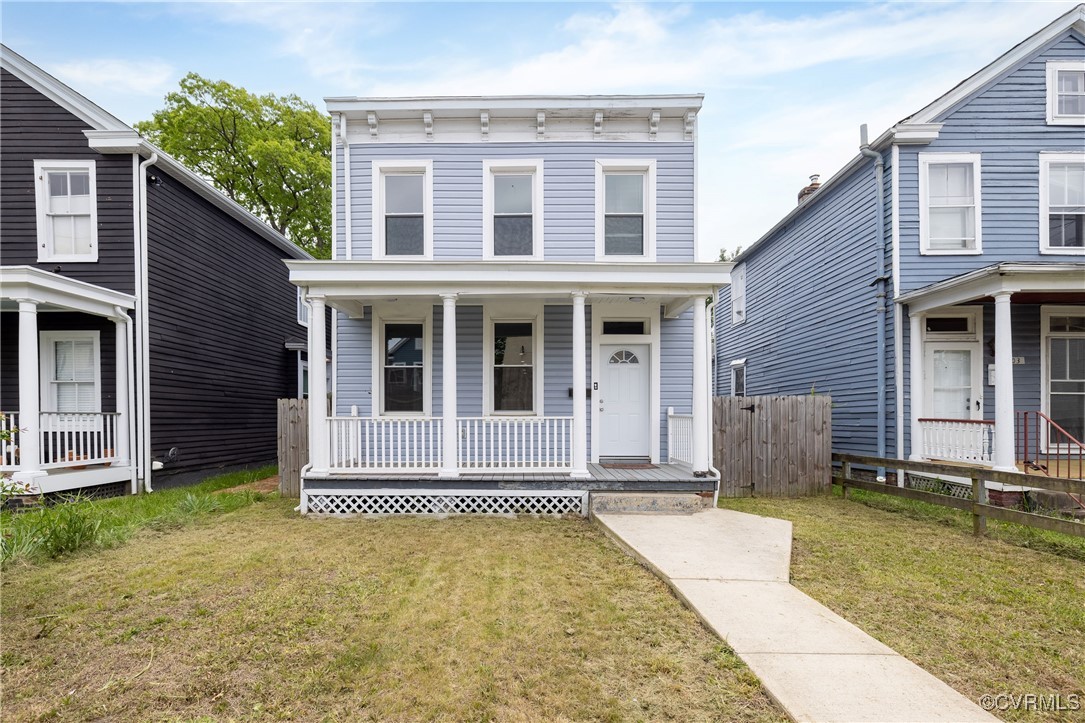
left=50, top=58, right=175, bottom=97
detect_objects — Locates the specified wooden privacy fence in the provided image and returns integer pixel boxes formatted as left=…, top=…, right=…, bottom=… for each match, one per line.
left=713, top=395, right=832, bottom=497
left=834, top=453, right=1085, bottom=538
left=277, top=398, right=308, bottom=498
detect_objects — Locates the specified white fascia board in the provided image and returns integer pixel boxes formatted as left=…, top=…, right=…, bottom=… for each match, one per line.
left=0, top=265, right=136, bottom=316
left=898, top=262, right=1085, bottom=313
left=327, top=94, right=704, bottom=115
left=0, top=44, right=129, bottom=132
left=906, top=6, right=1085, bottom=124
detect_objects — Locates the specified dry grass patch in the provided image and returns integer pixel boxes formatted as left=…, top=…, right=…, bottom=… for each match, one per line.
left=718, top=492, right=1085, bottom=722
left=1, top=500, right=784, bottom=722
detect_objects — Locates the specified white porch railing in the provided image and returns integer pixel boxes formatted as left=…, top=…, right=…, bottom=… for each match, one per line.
left=918, top=418, right=994, bottom=465
left=667, top=408, right=694, bottom=466
left=39, top=412, right=121, bottom=468
left=327, top=416, right=443, bottom=471
left=457, top=417, right=573, bottom=470
left=1, top=412, right=19, bottom=470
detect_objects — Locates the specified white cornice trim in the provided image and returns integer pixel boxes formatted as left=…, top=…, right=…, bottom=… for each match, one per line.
left=327, top=94, right=704, bottom=113
left=0, top=265, right=136, bottom=317
left=897, top=262, right=1085, bottom=313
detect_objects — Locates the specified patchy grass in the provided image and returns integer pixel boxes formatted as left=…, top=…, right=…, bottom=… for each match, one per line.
left=718, top=490, right=1085, bottom=722
left=0, top=466, right=276, bottom=566
left=1, top=501, right=785, bottom=722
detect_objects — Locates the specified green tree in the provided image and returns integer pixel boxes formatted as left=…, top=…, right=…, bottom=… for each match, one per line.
left=717, top=245, right=742, bottom=261
left=136, top=73, right=331, bottom=258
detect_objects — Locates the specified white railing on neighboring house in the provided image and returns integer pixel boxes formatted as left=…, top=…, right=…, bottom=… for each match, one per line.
left=39, top=412, right=121, bottom=468
left=919, top=418, right=994, bottom=465
left=458, top=417, right=573, bottom=470
left=667, top=408, right=694, bottom=466
left=1, top=412, right=19, bottom=470
left=327, top=416, right=443, bottom=472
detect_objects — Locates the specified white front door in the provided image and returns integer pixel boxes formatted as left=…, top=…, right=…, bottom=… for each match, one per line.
left=599, top=344, right=650, bottom=459
left=924, top=343, right=983, bottom=420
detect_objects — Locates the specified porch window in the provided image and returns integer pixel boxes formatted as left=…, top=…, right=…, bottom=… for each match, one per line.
left=493, top=322, right=534, bottom=412
left=484, top=160, right=543, bottom=259
left=1046, top=61, right=1085, bottom=125
left=595, top=159, right=656, bottom=260
left=919, top=153, right=981, bottom=254
left=1046, top=312, right=1085, bottom=443
left=383, top=323, right=425, bottom=413
left=1039, top=155, right=1084, bottom=253
left=40, top=332, right=100, bottom=412
left=34, top=160, right=98, bottom=262
left=372, top=160, right=432, bottom=259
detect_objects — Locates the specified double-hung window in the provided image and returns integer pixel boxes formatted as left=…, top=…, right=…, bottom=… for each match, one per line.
left=34, top=160, right=98, bottom=262
left=382, top=322, right=425, bottom=413
left=919, top=153, right=982, bottom=254
left=40, top=332, right=100, bottom=412
left=1039, top=154, right=1085, bottom=253
left=372, top=160, right=433, bottom=259
left=492, top=322, right=535, bottom=412
left=730, top=360, right=746, bottom=398
left=1046, top=61, right=1085, bottom=125
left=483, top=160, right=543, bottom=259
left=595, top=159, right=656, bottom=260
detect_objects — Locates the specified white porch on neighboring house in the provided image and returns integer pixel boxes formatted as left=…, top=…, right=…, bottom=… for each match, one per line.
left=0, top=266, right=137, bottom=494
left=901, top=263, right=1085, bottom=480
left=289, top=261, right=724, bottom=494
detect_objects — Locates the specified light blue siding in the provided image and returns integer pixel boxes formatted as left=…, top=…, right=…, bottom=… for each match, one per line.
left=335, top=310, right=372, bottom=414
left=660, top=309, right=694, bottom=459
left=342, top=142, right=695, bottom=262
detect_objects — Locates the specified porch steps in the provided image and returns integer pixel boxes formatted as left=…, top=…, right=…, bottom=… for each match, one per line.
left=589, top=492, right=710, bottom=515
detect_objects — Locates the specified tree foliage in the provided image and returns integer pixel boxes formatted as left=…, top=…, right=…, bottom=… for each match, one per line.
left=136, top=73, right=331, bottom=258
left=718, top=245, right=743, bottom=261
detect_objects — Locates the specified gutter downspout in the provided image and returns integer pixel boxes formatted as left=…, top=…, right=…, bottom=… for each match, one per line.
left=860, top=125, right=888, bottom=468
left=115, top=305, right=137, bottom=495
left=706, top=297, right=721, bottom=507
left=136, top=151, right=158, bottom=492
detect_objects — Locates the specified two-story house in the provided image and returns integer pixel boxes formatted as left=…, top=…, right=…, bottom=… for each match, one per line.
left=714, top=5, right=1085, bottom=484
left=0, top=45, right=313, bottom=495
left=288, top=95, right=728, bottom=515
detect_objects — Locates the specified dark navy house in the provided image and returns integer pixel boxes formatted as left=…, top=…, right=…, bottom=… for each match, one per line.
left=1, top=45, right=312, bottom=495
left=714, top=6, right=1085, bottom=482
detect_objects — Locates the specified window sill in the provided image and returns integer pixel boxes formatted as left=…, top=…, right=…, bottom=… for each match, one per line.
left=919, top=248, right=983, bottom=256
left=1047, top=116, right=1085, bottom=126
left=1039, top=246, right=1085, bottom=255
left=38, top=254, right=99, bottom=263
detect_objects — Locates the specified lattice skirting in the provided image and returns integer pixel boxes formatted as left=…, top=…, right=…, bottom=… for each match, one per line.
left=303, top=489, right=588, bottom=516
left=906, top=474, right=973, bottom=499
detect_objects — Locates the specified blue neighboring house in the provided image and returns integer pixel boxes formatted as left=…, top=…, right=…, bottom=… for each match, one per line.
left=288, top=95, right=727, bottom=514
left=714, top=5, right=1085, bottom=480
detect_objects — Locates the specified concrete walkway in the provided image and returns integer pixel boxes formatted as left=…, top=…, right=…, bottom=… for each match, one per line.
left=594, top=509, right=998, bottom=723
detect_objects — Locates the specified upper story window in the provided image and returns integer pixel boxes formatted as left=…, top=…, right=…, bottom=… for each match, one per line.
left=483, top=160, right=543, bottom=260
left=730, top=262, right=747, bottom=325
left=34, top=160, right=98, bottom=263
left=296, top=288, right=310, bottom=326
left=1046, top=61, right=1085, bottom=125
left=595, top=159, right=656, bottom=261
left=40, top=331, right=100, bottom=412
left=918, top=153, right=982, bottom=255
left=1039, top=154, right=1084, bottom=254
left=372, top=160, right=433, bottom=259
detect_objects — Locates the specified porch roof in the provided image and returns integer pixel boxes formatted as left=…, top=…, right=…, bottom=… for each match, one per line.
left=897, top=262, right=1085, bottom=314
left=0, top=266, right=135, bottom=318
left=287, top=260, right=731, bottom=319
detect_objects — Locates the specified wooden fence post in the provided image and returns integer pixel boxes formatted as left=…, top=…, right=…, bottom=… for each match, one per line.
left=841, top=460, right=851, bottom=499
left=971, top=473, right=987, bottom=537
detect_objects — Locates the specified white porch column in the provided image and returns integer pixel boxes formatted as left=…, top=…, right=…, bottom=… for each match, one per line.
left=692, top=297, right=711, bottom=474
left=571, top=292, right=590, bottom=479
left=308, top=294, right=330, bottom=474
left=909, top=311, right=924, bottom=461
left=15, top=299, right=42, bottom=484
left=993, top=292, right=1016, bottom=472
left=113, top=311, right=131, bottom=467
left=440, top=294, right=459, bottom=478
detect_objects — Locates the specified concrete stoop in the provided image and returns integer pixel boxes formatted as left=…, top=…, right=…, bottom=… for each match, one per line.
left=589, top=491, right=710, bottom=514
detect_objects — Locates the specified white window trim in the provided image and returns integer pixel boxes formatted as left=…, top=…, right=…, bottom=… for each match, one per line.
left=370, top=303, right=433, bottom=417
left=1038, top=153, right=1085, bottom=255
left=922, top=307, right=981, bottom=342
left=371, top=159, right=433, bottom=260
left=39, top=330, right=102, bottom=413
left=918, top=152, right=983, bottom=256
left=297, top=287, right=310, bottom=326
left=730, top=358, right=746, bottom=397
left=594, top=158, right=657, bottom=262
left=731, top=262, right=747, bottom=325
left=1046, top=60, right=1085, bottom=126
left=482, top=301, right=544, bottom=416
left=34, top=159, right=99, bottom=263
left=482, top=159, right=544, bottom=261
left=1040, top=305, right=1085, bottom=452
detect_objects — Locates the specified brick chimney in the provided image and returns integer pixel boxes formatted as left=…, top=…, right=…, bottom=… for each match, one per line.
left=797, top=174, right=821, bottom=204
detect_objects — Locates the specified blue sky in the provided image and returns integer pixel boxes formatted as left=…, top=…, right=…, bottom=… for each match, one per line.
left=2, top=1, right=1077, bottom=260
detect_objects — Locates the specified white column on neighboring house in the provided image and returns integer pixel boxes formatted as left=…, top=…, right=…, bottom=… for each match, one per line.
left=308, top=294, right=330, bottom=473
left=692, top=297, right=711, bottom=474
left=909, top=311, right=924, bottom=461
left=16, top=299, right=42, bottom=482
left=571, top=292, right=590, bottom=479
left=440, top=294, right=459, bottom=478
left=993, top=292, right=1016, bottom=472
left=113, top=311, right=130, bottom=466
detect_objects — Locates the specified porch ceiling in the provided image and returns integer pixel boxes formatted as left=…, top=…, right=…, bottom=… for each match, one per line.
left=0, top=266, right=134, bottom=318
left=898, top=262, right=1085, bottom=314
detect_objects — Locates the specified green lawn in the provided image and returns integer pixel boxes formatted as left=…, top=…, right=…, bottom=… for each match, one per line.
left=719, top=490, right=1085, bottom=722
left=1, top=493, right=784, bottom=722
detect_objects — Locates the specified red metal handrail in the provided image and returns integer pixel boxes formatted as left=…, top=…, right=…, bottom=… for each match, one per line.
left=1016, top=410, right=1084, bottom=480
